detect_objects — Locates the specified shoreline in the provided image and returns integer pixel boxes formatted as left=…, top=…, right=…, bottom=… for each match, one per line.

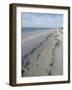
left=22, top=29, right=63, bottom=77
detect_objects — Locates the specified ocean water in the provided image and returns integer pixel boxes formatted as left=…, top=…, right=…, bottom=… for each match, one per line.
left=22, top=28, right=52, bottom=33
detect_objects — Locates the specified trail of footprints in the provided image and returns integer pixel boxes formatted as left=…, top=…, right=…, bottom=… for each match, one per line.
left=22, top=30, right=62, bottom=76
left=45, top=30, right=62, bottom=75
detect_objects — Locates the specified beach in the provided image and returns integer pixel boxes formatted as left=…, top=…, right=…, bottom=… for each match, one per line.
left=21, top=29, right=63, bottom=77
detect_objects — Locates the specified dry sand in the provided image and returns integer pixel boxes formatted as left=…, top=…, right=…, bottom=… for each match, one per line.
left=21, top=29, right=63, bottom=77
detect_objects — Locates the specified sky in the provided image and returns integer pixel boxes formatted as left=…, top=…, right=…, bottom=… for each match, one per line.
left=21, top=12, right=63, bottom=28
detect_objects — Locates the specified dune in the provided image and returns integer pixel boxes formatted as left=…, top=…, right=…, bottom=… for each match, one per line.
left=21, top=29, right=63, bottom=77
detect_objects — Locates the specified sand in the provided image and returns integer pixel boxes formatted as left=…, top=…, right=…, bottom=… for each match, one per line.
left=21, top=29, right=63, bottom=77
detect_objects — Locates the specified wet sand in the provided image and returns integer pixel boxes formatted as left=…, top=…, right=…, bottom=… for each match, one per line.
left=21, top=29, right=63, bottom=77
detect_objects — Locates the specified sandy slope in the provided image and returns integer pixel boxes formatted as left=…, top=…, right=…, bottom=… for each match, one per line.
left=21, top=29, right=63, bottom=77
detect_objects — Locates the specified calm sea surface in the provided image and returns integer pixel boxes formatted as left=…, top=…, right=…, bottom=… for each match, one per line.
left=22, top=28, right=53, bottom=33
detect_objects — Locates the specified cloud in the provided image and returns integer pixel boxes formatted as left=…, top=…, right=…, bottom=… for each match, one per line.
left=21, top=12, right=63, bottom=28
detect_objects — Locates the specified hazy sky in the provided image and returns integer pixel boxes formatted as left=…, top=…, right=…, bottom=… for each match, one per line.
left=21, top=12, right=63, bottom=28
